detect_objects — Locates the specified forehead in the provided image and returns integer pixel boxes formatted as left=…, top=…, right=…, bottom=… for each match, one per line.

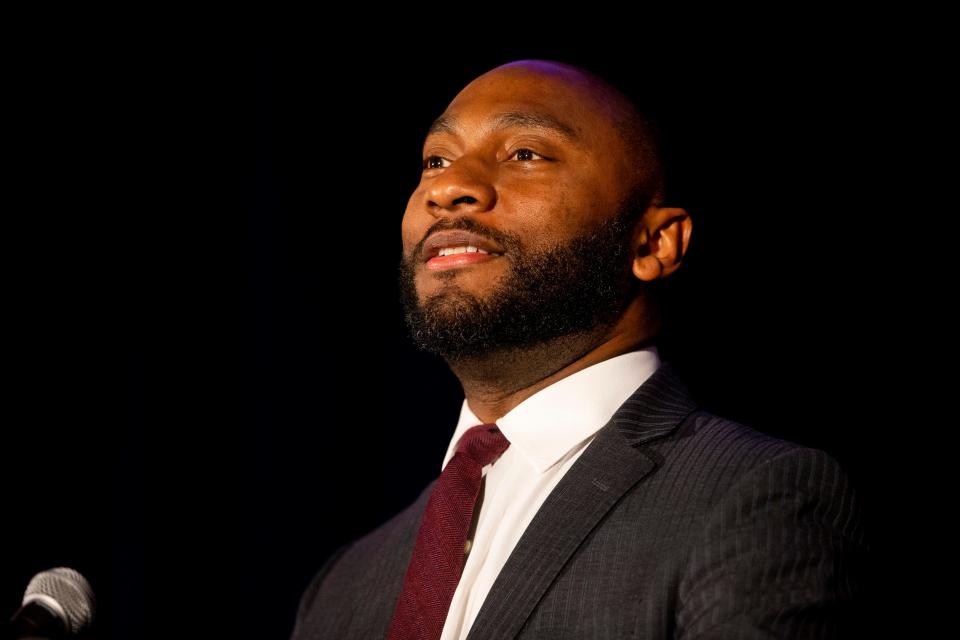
left=427, top=68, right=622, bottom=144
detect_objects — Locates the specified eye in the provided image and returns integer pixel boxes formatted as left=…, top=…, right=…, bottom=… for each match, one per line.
left=509, top=148, right=547, bottom=162
left=423, top=155, right=451, bottom=170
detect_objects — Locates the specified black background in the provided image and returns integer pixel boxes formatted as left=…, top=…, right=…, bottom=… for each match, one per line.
left=3, top=27, right=939, bottom=639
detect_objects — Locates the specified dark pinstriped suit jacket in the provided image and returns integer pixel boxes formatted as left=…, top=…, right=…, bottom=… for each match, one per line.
left=290, top=362, right=869, bottom=639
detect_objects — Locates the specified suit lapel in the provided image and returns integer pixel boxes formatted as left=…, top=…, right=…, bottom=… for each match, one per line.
left=464, top=362, right=698, bottom=640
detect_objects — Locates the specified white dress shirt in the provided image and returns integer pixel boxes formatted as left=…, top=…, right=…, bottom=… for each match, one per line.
left=438, top=345, right=662, bottom=640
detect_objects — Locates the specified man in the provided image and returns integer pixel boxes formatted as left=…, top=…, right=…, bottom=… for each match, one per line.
left=289, top=59, right=868, bottom=639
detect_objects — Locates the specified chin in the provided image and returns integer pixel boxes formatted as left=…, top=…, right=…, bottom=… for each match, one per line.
left=418, top=272, right=483, bottom=297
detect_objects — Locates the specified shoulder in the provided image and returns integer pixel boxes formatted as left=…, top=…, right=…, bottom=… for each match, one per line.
left=660, top=407, right=837, bottom=479
left=610, top=360, right=863, bottom=522
left=664, top=412, right=871, bottom=636
left=653, top=408, right=868, bottom=546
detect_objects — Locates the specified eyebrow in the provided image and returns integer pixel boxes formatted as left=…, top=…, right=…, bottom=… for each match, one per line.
left=426, top=110, right=580, bottom=143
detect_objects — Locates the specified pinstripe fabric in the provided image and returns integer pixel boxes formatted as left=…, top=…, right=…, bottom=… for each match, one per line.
left=290, top=362, right=869, bottom=639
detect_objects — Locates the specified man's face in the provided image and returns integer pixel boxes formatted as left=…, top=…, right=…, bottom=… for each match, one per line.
left=399, top=63, right=642, bottom=360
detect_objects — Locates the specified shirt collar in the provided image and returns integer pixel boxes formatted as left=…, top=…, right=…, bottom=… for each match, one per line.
left=442, top=345, right=661, bottom=474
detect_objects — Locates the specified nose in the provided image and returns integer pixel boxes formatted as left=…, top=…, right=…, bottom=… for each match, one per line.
left=424, top=158, right=497, bottom=216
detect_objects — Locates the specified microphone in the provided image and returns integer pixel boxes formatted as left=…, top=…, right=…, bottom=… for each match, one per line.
left=8, top=568, right=95, bottom=639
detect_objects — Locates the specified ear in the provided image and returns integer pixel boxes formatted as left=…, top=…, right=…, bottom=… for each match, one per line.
left=631, top=206, right=693, bottom=282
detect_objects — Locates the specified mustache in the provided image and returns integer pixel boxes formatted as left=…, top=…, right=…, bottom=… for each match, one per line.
left=411, top=217, right=520, bottom=263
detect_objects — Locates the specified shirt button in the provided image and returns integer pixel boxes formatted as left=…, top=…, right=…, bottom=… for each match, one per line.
left=464, top=539, right=472, bottom=553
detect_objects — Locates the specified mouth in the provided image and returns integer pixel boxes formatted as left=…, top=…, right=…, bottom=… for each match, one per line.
left=421, top=230, right=505, bottom=272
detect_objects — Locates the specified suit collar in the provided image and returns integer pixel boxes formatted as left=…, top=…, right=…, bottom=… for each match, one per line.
left=444, top=346, right=663, bottom=474
left=464, top=360, right=698, bottom=640
left=608, top=360, right=699, bottom=447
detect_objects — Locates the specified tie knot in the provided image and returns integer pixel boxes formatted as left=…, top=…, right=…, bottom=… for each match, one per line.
left=456, top=423, right=510, bottom=468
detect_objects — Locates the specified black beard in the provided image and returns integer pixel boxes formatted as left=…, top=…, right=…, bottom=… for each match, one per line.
left=397, top=206, right=641, bottom=363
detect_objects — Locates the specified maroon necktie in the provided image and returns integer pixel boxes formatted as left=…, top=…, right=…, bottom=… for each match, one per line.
left=386, top=423, right=511, bottom=640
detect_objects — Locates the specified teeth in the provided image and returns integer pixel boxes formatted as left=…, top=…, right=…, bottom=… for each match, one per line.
left=437, top=245, right=495, bottom=257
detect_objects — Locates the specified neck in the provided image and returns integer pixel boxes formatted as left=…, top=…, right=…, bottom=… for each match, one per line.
left=447, top=299, right=659, bottom=423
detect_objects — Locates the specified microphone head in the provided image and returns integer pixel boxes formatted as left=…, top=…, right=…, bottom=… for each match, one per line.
left=22, top=567, right=95, bottom=635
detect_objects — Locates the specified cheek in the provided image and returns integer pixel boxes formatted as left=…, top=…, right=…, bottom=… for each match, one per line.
left=508, top=183, right=585, bottom=242
left=401, top=190, right=427, bottom=253
left=556, top=182, right=619, bottom=235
